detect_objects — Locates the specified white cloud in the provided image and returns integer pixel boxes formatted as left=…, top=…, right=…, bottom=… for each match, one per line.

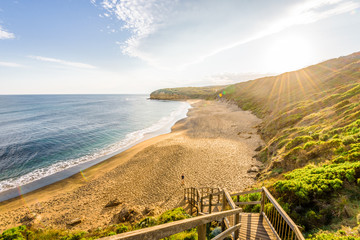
left=0, top=61, right=22, bottom=67
left=93, top=0, right=177, bottom=60
left=94, top=0, right=360, bottom=69
left=0, top=26, right=15, bottom=39
left=28, top=56, right=97, bottom=69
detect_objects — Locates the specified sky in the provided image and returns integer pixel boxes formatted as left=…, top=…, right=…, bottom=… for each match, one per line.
left=0, top=0, right=359, bottom=94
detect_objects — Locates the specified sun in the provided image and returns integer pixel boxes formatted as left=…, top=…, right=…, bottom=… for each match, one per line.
left=264, top=34, right=315, bottom=73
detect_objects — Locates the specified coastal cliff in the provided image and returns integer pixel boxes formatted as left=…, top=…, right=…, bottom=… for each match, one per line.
left=150, top=86, right=225, bottom=100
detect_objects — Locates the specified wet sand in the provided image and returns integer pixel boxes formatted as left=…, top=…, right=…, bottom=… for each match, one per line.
left=0, top=100, right=264, bottom=231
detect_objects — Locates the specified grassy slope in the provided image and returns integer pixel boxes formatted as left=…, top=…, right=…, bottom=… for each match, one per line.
left=221, top=51, right=360, bottom=237
left=151, top=51, right=360, bottom=237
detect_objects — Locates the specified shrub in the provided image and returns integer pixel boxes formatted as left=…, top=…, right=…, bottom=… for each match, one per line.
left=134, top=217, right=157, bottom=229
left=285, top=136, right=313, bottom=150
left=343, top=136, right=357, bottom=145
left=274, top=162, right=360, bottom=204
left=334, top=100, right=350, bottom=109
left=304, top=141, right=317, bottom=151
left=164, top=229, right=197, bottom=240
left=209, top=227, right=222, bottom=238
left=115, top=224, right=128, bottom=234
left=320, top=134, right=330, bottom=141
left=348, top=152, right=360, bottom=161
left=158, top=208, right=190, bottom=224
left=333, top=156, right=347, bottom=163
left=234, top=192, right=261, bottom=213
left=0, top=226, right=26, bottom=240
left=278, top=139, right=291, bottom=149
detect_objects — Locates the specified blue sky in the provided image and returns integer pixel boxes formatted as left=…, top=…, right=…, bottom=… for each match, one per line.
left=0, top=0, right=359, bottom=94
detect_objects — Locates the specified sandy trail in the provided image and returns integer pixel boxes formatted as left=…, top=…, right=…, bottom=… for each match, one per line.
left=0, top=100, right=263, bottom=231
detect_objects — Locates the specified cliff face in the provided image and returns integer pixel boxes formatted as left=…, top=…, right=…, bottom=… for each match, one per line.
left=150, top=90, right=190, bottom=100
left=150, top=86, right=226, bottom=100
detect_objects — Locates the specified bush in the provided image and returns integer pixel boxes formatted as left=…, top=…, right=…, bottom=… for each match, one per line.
left=304, top=141, right=317, bottom=151
left=285, top=136, right=313, bottom=150
left=306, top=231, right=360, bottom=239
left=158, top=208, right=190, bottom=224
left=343, top=136, right=357, bottom=145
left=0, top=226, right=26, bottom=240
left=115, top=224, right=128, bottom=234
left=134, top=217, right=157, bottom=229
left=274, top=162, right=360, bottom=204
left=164, top=229, right=197, bottom=240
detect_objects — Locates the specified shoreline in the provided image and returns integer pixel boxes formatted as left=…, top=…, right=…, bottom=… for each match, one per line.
left=0, top=100, right=191, bottom=202
left=0, top=100, right=264, bottom=231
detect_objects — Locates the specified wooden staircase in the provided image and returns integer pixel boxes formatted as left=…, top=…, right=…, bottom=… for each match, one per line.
left=184, top=187, right=304, bottom=240
left=101, top=187, right=304, bottom=240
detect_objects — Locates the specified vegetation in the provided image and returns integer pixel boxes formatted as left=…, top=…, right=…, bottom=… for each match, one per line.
left=0, top=208, right=194, bottom=240
left=150, top=51, right=360, bottom=238
left=217, top=51, right=360, bottom=237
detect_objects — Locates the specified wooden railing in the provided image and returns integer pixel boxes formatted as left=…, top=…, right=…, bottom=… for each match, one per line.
left=184, top=187, right=223, bottom=215
left=102, top=208, right=241, bottom=240
left=101, top=186, right=304, bottom=240
left=184, top=186, right=239, bottom=239
left=231, top=187, right=305, bottom=240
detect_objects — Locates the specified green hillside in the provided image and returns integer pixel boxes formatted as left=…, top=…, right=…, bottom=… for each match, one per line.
left=220, top=52, right=360, bottom=236
left=152, top=51, right=360, bottom=238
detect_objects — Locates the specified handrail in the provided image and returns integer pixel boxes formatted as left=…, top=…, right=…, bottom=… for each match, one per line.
left=212, top=223, right=241, bottom=240
left=230, top=188, right=262, bottom=196
left=101, top=208, right=242, bottom=240
left=231, top=186, right=305, bottom=240
left=185, top=187, right=240, bottom=239
left=262, top=187, right=304, bottom=240
left=104, top=186, right=303, bottom=240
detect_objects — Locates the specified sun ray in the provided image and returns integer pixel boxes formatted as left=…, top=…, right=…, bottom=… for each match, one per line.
left=294, top=71, right=306, bottom=98
left=267, top=75, right=281, bottom=103
left=300, top=68, right=322, bottom=92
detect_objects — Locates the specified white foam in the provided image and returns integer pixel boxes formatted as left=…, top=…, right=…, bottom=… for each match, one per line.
left=0, top=101, right=190, bottom=193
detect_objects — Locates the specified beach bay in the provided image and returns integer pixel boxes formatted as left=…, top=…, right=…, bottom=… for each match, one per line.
left=0, top=100, right=264, bottom=231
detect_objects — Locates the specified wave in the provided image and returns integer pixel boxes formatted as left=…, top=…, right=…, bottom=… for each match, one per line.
left=0, top=101, right=190, bottom=193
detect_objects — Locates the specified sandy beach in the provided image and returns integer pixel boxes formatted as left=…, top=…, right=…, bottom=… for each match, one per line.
left=0, top=100, right=264, bottom=231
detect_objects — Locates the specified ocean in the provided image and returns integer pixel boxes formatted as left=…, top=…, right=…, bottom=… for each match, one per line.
left=0, top=95, right=189, bottom=201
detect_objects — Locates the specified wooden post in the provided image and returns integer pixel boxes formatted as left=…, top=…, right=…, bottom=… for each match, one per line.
left=201, top=196, right=204, bottom=213
left=222, top=191, right=226, bottom=211
left=260, top=189, right=265, bottom=214
left=184, top=188, right=186, bottom=200
left=190, top=188, right=193, bottom=215
left=221, top=191, right=226, bottom=231
left=209, top=194, right=212, bottom=214
left=196, top=190, right=199, bottom=215
left=197, top=224, right=206, bottom=240
left=234, top=212, right=240, bottom=239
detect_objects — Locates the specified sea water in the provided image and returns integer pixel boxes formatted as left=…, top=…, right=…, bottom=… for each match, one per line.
left=0, top=95, right=189, bottom=200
